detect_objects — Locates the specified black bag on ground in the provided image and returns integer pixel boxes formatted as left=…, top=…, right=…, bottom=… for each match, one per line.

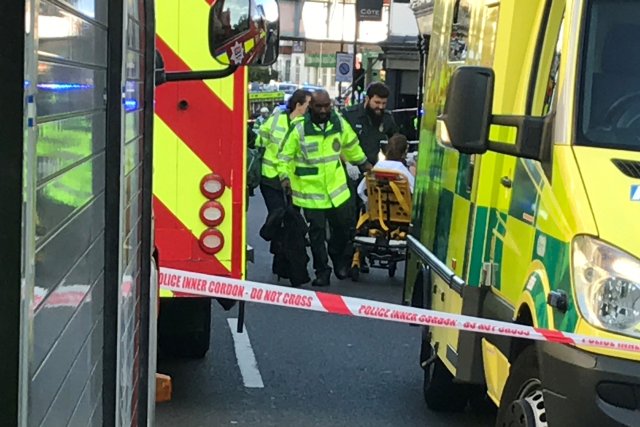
left=260, top=205, right=310, bottom=287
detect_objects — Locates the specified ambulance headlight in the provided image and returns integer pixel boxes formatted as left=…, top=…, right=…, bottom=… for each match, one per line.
left=573, top=236, right=640, bottom=335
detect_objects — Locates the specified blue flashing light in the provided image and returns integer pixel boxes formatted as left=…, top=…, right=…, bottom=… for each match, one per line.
left=124, top=98, right=139, bottom=112
left=37, top=83, right=93, bottom=92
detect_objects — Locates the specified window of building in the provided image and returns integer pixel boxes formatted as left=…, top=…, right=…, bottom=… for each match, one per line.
left=294, top=57, right=301, bottom=84
left=284, top=59, right=291, bottom=82
left=449, top=0, right=470, bottom=62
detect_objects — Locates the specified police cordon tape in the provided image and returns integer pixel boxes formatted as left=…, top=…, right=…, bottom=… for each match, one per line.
left=159, top=267, right=640, bottom=354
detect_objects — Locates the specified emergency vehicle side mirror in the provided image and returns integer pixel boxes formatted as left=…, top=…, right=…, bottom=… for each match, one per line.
left=209, top=0, right=280, bottom=67
left=438, top=66, right=494, bottom=155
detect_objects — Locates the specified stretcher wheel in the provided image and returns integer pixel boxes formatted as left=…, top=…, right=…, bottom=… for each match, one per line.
left=350, top=266, right=360, bottom=282
left=388, top=262, right=397, bottom=278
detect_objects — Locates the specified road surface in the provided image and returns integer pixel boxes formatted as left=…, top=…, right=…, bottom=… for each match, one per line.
left=156, top=191, right=495, bottom=426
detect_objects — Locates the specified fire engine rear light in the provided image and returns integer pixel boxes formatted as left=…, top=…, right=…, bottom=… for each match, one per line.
left=200, top=173, right=225, bottom=199
left=200, top=201, right=225, bottom=227
left=199, top=229, right=224, bottom=255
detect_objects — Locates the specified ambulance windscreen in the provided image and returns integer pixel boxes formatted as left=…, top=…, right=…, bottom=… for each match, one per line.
left=578, top=0, right=640, bottom=152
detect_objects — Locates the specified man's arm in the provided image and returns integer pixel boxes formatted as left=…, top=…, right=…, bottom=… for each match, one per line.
left=340, top=118, right=369, bottom=169
left=255, top=116, right=273, bottom=149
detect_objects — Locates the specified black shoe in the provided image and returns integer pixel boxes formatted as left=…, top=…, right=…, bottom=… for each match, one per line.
left=359, top=255, right=370, bottom=273
left=312, top=270, right=331, bottom=287
left=312, top=276, right=330, bottom=287
left=334, top=265, right=349, bottom=280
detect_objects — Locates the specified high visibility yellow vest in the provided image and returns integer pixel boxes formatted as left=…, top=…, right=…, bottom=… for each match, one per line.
left=278, top=111, right=366, bottom=209
left=256, top=108, right=289, bottom=179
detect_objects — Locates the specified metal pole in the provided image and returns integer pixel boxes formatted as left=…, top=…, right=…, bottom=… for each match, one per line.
left=338, top=0, right=345, bottom=102
left=338, top=47, right=343, bottom=101
left=416, top=34, right=429, bottom=132
left=319, top=42, right=323, bottom=86
left=351, top=11, right=360, bottom=104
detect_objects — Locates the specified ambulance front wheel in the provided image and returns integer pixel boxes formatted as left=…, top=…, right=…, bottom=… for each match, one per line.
left=495, top=345, right=546, bottom=427
left=423, top=357, right=472, bottom=412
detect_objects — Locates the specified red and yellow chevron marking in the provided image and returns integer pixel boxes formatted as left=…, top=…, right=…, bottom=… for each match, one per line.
left=154, top=0, right=247, bottom=291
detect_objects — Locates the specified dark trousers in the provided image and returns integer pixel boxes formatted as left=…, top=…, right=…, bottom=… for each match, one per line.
left=347, top=177, right=368, bottom=267
left=260, top=181, right=287, bottom=214
left=304, top=200, right=354, bottom=276
left=347, top=176, right=364, bottom=223
left=260, top=182, right=289, bottom=275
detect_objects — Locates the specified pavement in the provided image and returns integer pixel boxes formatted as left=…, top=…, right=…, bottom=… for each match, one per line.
left=156, top=191, right=495, bottom=427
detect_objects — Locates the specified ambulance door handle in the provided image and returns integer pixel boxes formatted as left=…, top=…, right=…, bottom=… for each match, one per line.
left=500, top=176, right=512, bottom=188
left=178, top=99, right=189, bottom=110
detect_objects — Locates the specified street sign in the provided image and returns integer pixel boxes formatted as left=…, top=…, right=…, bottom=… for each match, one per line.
left=335, top=52, right=354, bottom=83
left=357, top=0, right=384, bottom=21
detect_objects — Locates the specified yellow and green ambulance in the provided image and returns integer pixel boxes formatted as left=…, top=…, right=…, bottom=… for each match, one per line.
left=405, top=0, right=640, bottom=425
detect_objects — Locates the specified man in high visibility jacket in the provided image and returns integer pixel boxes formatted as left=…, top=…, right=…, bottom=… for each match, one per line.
left=278, top=90, right=372, bottom=287
left=256, top=89, right=312, bottom=213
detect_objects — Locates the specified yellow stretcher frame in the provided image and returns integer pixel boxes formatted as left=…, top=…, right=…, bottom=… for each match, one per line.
left=350, top=169, right=413, bottom=280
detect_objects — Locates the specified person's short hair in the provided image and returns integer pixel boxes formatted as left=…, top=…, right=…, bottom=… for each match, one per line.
left=287, top=89, right=312, bottom=111
left=311, top=89, right=330, bottom=100
left=366, top=82, right=390, bottom=99
left=385, top=133, right=408, bottom=161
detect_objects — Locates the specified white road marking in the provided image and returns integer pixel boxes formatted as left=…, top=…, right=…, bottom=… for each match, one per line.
left=227, top=318, right=265, bottom=388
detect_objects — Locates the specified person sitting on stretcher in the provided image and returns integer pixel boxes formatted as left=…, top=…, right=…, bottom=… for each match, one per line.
left=357, top=133, right=415, bottom=203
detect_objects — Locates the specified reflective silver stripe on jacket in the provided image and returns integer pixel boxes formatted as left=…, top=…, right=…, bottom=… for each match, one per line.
left=262, top=158, right=277, bottom=167
left=329, top=183, right=349, bottom=199
left=304, top=142, right=319, bottom=153
left=297, top=122, right=310, bottom=158
left=343, top=137, right=359, bottom=149
left=299, top=154, right=341, bottom=165
left=271, top=109, right=281, bottom=134
left=292, top=191, right=326, bottom=201
left=269, top=109, right=288, bottom=139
